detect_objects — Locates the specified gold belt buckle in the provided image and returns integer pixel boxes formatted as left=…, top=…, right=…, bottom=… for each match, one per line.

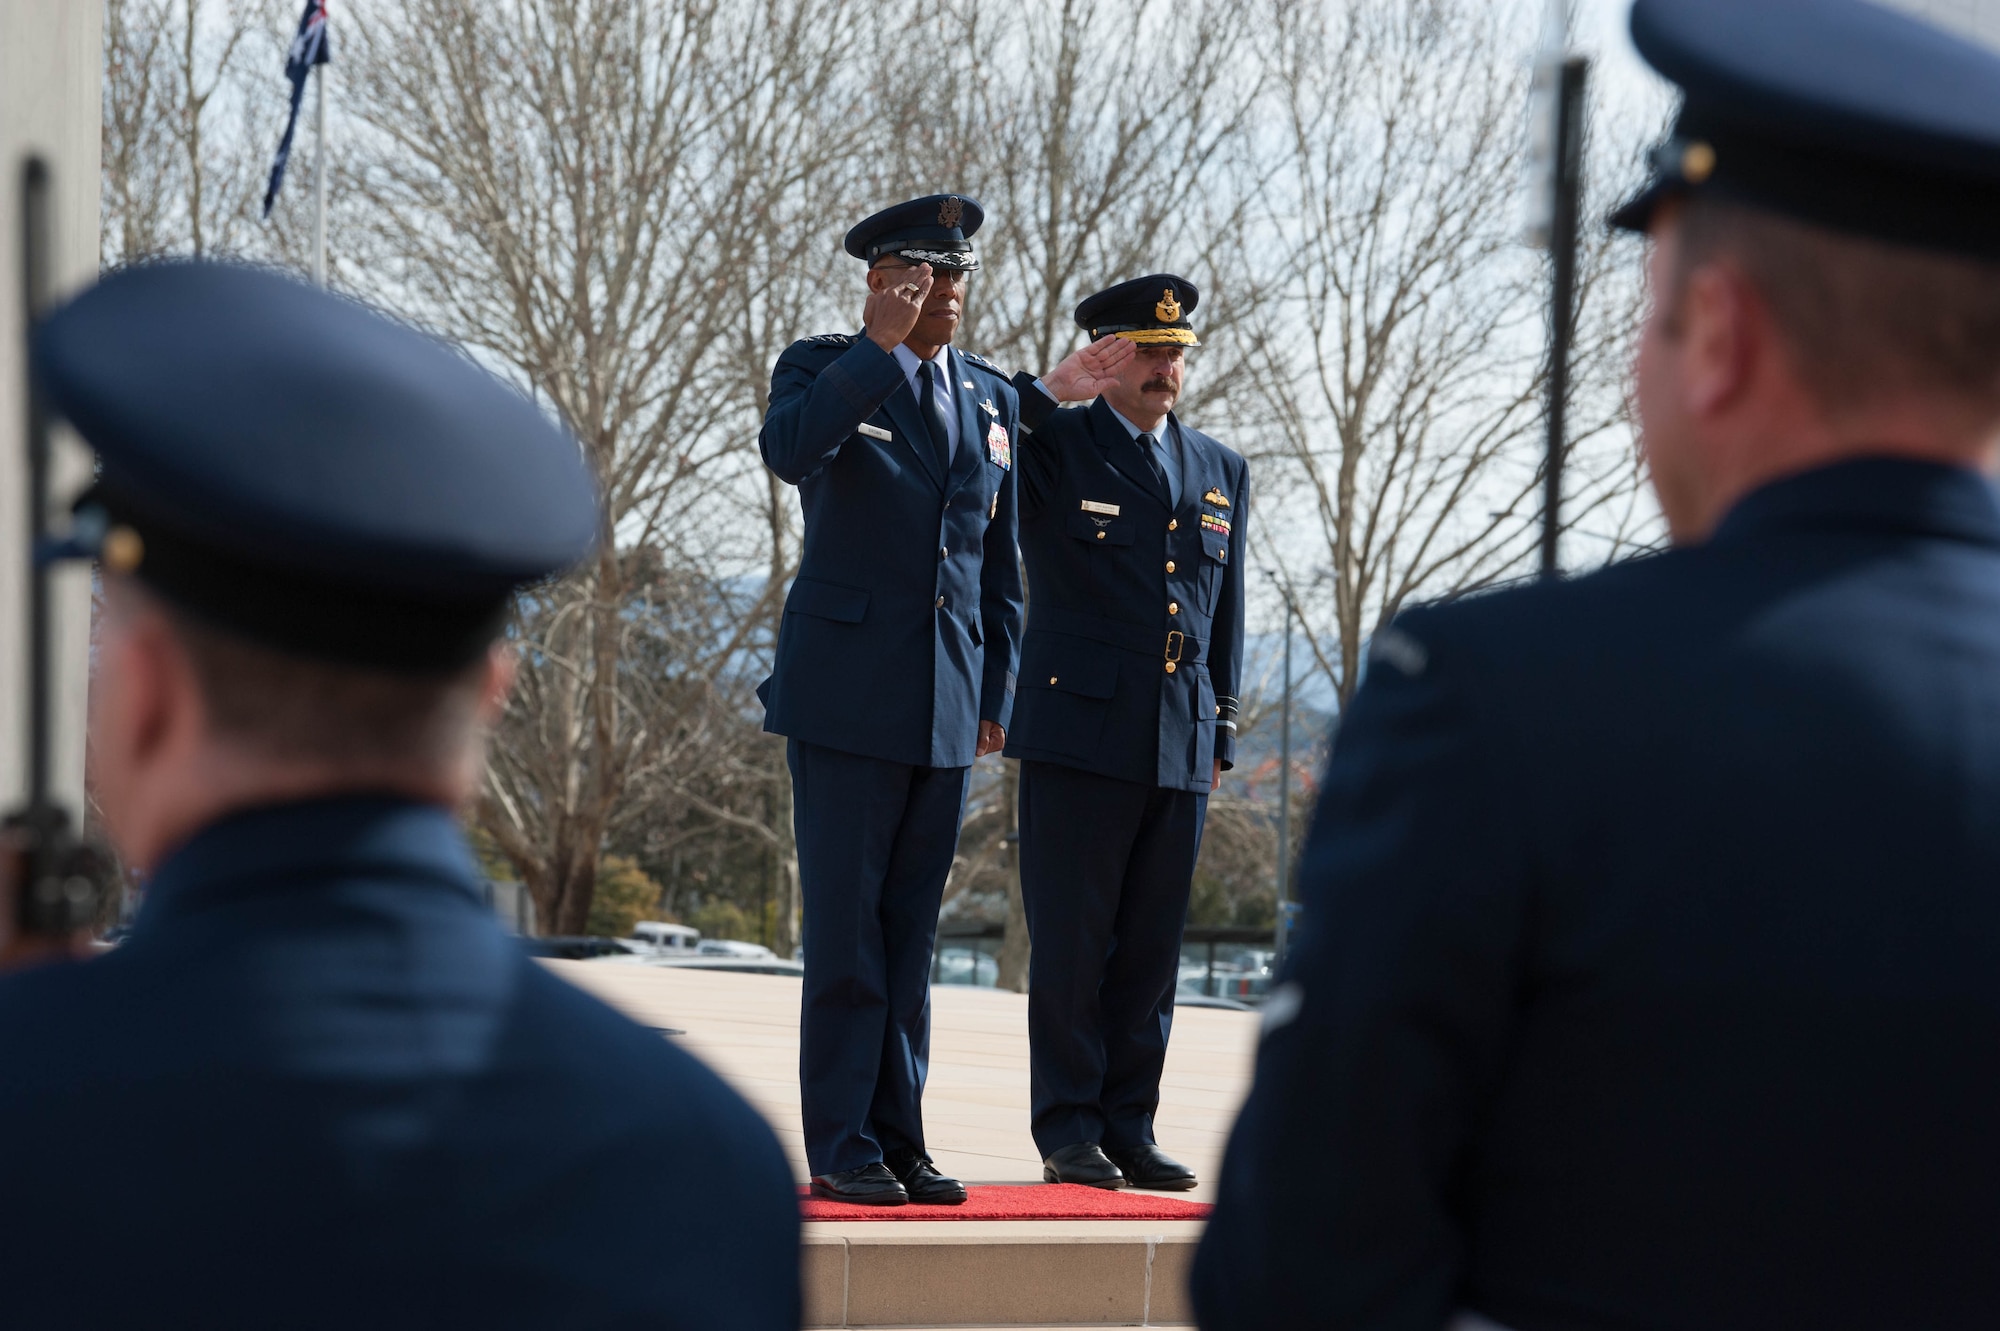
left=1164, top=630, right=1184, bottom=674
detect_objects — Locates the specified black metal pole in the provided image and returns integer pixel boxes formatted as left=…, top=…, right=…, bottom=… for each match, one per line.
left=20, top=157, right=52, bottom=810
left=1542, top=57, right=1587, bottom=581
left=8, top=157, right=109, bottom=939
left=1274, top=600, right=1292, bottom=972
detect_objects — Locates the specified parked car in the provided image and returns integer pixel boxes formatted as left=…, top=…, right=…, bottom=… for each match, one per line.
left=520, top=935, right=646, bottom=960
left=695, top=938, right=777, bottom=959
left=627, top=920, right=701, bottom=953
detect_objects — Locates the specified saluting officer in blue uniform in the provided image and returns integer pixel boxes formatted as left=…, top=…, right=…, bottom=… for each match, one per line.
left=1000, top=276, right=1248, bottom=1191
left=0, top=262, right=799, bottom=1328
left=758, top=195, right=1025, bottom=1205
left=1197, top=1, right=2000, bottom=1327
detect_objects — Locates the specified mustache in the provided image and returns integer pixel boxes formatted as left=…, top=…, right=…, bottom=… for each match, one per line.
left=1141, top=378, right=1177, bottom=393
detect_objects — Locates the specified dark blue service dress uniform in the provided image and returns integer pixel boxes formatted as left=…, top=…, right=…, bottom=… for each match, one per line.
left=0, top=797, right=801, bottom=1330
left=759, top=332, right=1024, bottom=1176
left=1193, top=460, right=2000, bottom=1330
left=1004, top=396, right=1247, bottom=1158
left=8, top=259, right=801, bottom=1328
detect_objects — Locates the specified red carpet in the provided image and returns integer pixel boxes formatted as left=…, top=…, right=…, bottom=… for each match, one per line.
left=800, top=1182, right=1213, bottom=1221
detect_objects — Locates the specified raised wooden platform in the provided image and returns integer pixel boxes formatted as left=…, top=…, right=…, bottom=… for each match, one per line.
left=550, top=962, right=1258, bottom=1326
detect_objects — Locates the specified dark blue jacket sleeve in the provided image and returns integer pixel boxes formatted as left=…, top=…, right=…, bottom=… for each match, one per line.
left=981, top=399, right=1025, bottom=730
left=1010, top=369, right=1059, bottom=433
left=1213, top=458, right=1249, bottom=769
left=759, top=337, right=904, bottom=484
left=1013, top=400, right=1066, bottom=521
left=1191, top=613, right=1532, bottom=1329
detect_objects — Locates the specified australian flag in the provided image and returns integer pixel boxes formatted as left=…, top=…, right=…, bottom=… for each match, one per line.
left=262, top=0, right=331, bottom=218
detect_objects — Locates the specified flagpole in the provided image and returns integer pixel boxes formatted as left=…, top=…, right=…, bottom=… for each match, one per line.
left=312, top=62, right=327, bottom=287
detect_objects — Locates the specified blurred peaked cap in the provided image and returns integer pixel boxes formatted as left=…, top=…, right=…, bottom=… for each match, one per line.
left=1075, top=274, right=1200, bottom=347
left=31, top=260, right=600, bottom=673
left=843, top=194, right=985, bottom=270
left=1611, top=0, right=2000, bottom=258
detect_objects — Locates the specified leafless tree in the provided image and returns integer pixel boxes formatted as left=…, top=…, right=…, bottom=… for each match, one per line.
left=344, top=0, right=883, bottom=933
left=93, top=0, right=1662, bottom=953
left=102, top=0, right=267, bottom=265
left=1244, top=0, right=1655, bottom=704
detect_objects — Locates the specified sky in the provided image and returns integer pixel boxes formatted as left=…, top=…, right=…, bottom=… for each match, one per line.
left=1575, top=0, right=1670, bottom=115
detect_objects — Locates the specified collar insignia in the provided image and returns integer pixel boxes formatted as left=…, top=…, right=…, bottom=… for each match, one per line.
left=1156, top=287, right=1182, bottom=322
left=1203, top=486, right=1230, bottom=508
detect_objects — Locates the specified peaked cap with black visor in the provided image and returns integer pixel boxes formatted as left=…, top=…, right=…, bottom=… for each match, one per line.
left=31, top=261, right=600, bottom=675
left=1610, top=0, right=2000, bottom=261
left=1075, top=274, right=1200, bottom=347
left=844, top=194, right=984, bottom=271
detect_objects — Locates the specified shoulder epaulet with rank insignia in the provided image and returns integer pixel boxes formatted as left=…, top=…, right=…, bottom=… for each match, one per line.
left=957, top=350, right=1011, bottom=376
left=801, top=332, right=857, bottom=349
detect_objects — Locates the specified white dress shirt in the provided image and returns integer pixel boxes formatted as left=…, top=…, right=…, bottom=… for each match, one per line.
left=891, top=343, right=958, bottom=461
left=1106, top=403, right=1180, bottom=507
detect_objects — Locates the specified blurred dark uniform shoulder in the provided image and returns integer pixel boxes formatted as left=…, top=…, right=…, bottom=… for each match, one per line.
left=0, top=262, right=799, bottom=1329
left=1196, top=2, right=2000, bottom=1328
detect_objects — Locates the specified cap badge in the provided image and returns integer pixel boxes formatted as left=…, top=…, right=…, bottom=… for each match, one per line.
left=938, top=195, right=964, bottom=228
left=1680, top=140, right=1716, bottom=185
left=1156, top=288, right=1182, bottom=322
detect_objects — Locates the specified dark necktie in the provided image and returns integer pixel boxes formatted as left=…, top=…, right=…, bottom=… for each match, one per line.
left=1138, top=430, right=1172, bottom=505
left=919, top=360, right=952, bottom=476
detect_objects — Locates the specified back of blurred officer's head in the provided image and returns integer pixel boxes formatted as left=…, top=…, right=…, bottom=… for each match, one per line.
left=90, top=575, right=512, bottom=876
left=1614, top=0, right=2000, bottom=545
left=1637, top=198, right=2000, bottom=544
left=29, top=261, right=599, bottom=878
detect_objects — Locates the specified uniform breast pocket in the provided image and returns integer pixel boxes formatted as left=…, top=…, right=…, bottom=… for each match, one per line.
left=1068, top=509, right=1134, bottom=547
left=1069, top=509, right=1133, bottom=602
left=1199, top=529, right=1228, bottom=612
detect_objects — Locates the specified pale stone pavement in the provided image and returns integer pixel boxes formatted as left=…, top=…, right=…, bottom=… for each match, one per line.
left=550, top=961, right=1261, bottom=1205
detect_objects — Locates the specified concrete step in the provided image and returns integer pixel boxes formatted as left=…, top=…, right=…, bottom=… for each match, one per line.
left=803, top=1220, right=1203, bottom=1328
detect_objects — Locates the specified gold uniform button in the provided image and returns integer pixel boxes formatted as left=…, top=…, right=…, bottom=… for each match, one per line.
left=1166, top=560, right=1176, bottom=573
left=1049, top=676, right=1058, bottom=685
left=1169, top=601, right=1179, bottom=615
left=1096, top=531, right=1106, bottom=540
left=1168, top=519, right=1178, bottom=531
left=935, top=596, right=945, bottom=608
left=1165, top=661, right=1177, bottom=674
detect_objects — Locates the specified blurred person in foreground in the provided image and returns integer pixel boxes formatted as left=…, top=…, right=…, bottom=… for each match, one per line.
left=1194, top=0, right=2000, bottom=1326
left=0, top=262, right=799, bottom=1329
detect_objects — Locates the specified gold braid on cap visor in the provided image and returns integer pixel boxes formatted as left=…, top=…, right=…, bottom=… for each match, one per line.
left=1107, top=327, right=1200, bottom=346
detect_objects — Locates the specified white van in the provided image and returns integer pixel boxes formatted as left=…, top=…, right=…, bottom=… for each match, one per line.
left=628, top=921, right=701, bottom=953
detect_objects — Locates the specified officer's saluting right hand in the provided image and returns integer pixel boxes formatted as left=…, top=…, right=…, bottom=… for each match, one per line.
left=862, top=259, right=934, bottom=354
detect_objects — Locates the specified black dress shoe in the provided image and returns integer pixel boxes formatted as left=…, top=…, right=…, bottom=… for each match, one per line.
left=810, top=1162, right=908, bottom=1205
left=1041, top=1142, right=1127, bottom=1189
left=1103, top=1143, right=1198, bottom=1191
left=885, top=1150, right=968, bottom=1205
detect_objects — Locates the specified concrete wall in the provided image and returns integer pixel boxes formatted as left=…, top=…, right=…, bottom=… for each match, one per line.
left=1, top=0, right=101, bottom=814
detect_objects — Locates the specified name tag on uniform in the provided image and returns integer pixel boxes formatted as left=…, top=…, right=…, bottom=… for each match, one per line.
left=987, top=421, right=1012, bottom=469
left=857, top=423, right=892, bottom=442
left=1080, top=499, right=1121, bottom=516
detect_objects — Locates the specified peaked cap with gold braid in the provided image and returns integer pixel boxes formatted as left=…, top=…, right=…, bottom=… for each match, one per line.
left=1074, top=273, right=1200, bottom=347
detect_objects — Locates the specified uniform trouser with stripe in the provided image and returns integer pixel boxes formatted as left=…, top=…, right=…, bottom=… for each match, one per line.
left=790, top=738, right=970, bottom=1177
left=1019, top=759, right=1206, bottom=1159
